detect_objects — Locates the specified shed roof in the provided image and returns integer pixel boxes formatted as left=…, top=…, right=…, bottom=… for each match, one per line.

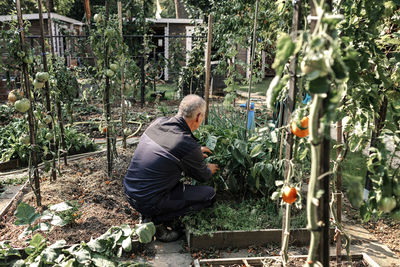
left=145, top=18, right=203, bottom=24
left=0, top=13, right=83, bottom=26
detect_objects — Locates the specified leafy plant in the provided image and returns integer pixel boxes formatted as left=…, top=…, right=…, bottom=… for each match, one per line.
left=196, top=105, right=283, bottom=197
left=183, top=197, right=307, bottom=236
left=1, top=203, right=156, bottom=266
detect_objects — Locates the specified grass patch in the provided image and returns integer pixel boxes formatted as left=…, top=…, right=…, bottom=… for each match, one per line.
left=182, top=197, right=307, bottom=236
left=238, top=78, right=272, bottom=94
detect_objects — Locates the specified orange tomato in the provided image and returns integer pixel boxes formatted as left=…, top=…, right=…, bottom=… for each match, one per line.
left=282, top=186, right=297, bottom=204
left=291, top=117, right=309, bottom=138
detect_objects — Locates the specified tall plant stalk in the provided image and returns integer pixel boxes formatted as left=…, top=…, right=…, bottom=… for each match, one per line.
left=37, top=0, right=57, bottom=181
left=306, top=95, right=323, bottom=265
left=16, top=0, right=41, bottom=207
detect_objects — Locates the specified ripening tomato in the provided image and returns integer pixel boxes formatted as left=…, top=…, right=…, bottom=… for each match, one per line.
left=282, top=186, right=297, bottom=204
left=291, top=117, right=309, bottom=138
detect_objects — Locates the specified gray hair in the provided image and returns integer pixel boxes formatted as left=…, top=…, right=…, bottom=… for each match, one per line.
left=177, top=94, right=206, bottom=119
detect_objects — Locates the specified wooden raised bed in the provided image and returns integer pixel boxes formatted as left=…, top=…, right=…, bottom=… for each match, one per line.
left=193, top=253, right=380, bottom=267
left=186, top=228, right=335, bottom=250
left=0, top=159, right=23, bottom=171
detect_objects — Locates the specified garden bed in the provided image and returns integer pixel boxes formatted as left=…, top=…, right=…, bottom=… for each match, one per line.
left=0, top=147, right=140, bottom=248
left=193, top=253, right=380, bottom=267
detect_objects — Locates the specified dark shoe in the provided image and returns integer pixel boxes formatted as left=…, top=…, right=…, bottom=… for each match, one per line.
left=155, top=224, right=183, bottom=242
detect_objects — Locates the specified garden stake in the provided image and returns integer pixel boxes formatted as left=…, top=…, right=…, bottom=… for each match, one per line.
left=37, top=0, right=57, bottom=182
left=204, top=14, right=212, bottom=125
left=104, top=0, right=113, bottom=178
left=245, top=0, right=258, bottom=139
left=118, top=1, right=127, bottom=149
left=16, top=0, right=41, bottom=207
left=281, top=0, right=301, bottom=251
left=306, top=94, right=323, bottom=266
left=46, top=0, right=68, bottom=165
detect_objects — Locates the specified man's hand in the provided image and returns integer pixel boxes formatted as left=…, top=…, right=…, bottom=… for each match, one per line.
left=207, top=163, right=219, bottom=174
left=201, top=146, right=212, bottom=158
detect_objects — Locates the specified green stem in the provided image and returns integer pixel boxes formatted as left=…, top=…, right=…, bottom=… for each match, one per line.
left=306, top=95, right=322, bottom=266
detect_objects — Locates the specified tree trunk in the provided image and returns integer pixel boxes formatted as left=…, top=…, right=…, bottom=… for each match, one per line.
left=47, top=0, right=54, bottom=12
left=174, top=0, right=188, bottom=18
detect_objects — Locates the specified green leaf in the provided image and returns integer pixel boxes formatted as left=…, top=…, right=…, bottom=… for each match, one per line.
left=87, top=239, right=106, bottom=253
left=72, top=248, right=91, bottom=264
left=272, top=33, right=295, bottom=75
left=30, top=233, right=45, bottom=248
left=308, top=76, right=330, bottom=94
left=49, top=202, right=73, bottom=212
left=122, top=236, right=132, bottom=252
left=14, top=202, right=40, bottom=226
left=136, top=222, right=155, bottom=244
left=250, top=144, right=263, bottom=158
left=206, top=135, right=218, bottom=151
left=91, top=253, right=116, bottom=267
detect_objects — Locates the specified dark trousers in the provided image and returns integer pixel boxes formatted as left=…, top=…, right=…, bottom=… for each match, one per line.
left=126, top=183, right=215, bottom=224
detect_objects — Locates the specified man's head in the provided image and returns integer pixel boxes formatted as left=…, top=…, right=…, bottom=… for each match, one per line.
left=177, top=94, right=206, bottom=132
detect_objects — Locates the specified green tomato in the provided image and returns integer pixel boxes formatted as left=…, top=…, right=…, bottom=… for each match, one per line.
left=19, top=135, right=30, bottom=145
left=45, top=132, right=54, bottom=141
left=106, top=69, right=115, bottom=78
left=23, top=56, right=34, bottom=64
left=33, top=79, right=45, bottom=89
left=17, top=51, right=25, bottom=58
left=14, top=98, right=30, bottom=113
left=110, top=63, right=118, bottom=72
left=35, top=72, right=49, bottom=82
left=123, top=128, right=132, bottom=136
left=378, top=197, right=397, bottom=213
left=44, top=115, right=52, bottom=124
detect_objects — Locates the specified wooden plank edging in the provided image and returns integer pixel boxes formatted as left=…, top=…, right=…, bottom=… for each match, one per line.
left=194, top=254, right=379, bottom=266
left=187, top=228, right=336, bottom=250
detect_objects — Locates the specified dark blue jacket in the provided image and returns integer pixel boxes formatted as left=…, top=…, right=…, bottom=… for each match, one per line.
left=124, top=116, right=212, bottom=206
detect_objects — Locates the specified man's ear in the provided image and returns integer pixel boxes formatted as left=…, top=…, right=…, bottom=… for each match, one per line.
left=196, top=112, right=201, bottom=122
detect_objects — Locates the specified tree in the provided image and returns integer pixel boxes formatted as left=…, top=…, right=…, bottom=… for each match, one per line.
left=174, top=0, right=188, bottom=18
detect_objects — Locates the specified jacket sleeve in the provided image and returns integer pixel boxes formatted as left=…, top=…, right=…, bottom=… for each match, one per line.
left=181, top=145, right=212, bottom=183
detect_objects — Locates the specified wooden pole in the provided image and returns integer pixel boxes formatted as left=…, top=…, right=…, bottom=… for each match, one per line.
left=140, top=0, right=145, bottom=108
left=16, top=0, right=41, bottom=207
left=118, top=1, right=127, bottom=149
left=281, top=0, right=301, bottom=249
left=244, top=0, right=259, bottom=138
left=336, top=120, right=343, bottom=263
left=38, top=0, right=57, bottom=181
left=204, top=14, right=212, bottom=125
left=105, top=1, right=113, bottom=178
left=45, top=0, right=67, bottom=166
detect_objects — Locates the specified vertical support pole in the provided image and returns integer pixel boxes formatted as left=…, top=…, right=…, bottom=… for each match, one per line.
left=105, top=0, right=113, bottom=178
left=204, top=14, right=212, bottom=125
left=118, top=1, right=127, bottom=149
left=16, top=0, right=41, bottom=207
left=46, top=0, right=67, bottom=166
left=140, top=1, right=145, bottom=108
left=245, top=0, right=259, bottom=138
left=336, top=119, right=343, bottom=264
left=38, top=0, right=57, bottom=181
left=164, top=24, right=169, bottom=81
left=281, top=0, right=301, bottom=260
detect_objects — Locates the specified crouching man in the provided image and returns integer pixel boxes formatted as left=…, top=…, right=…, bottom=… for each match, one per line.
left=124, top=94, right=219, bottom=242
